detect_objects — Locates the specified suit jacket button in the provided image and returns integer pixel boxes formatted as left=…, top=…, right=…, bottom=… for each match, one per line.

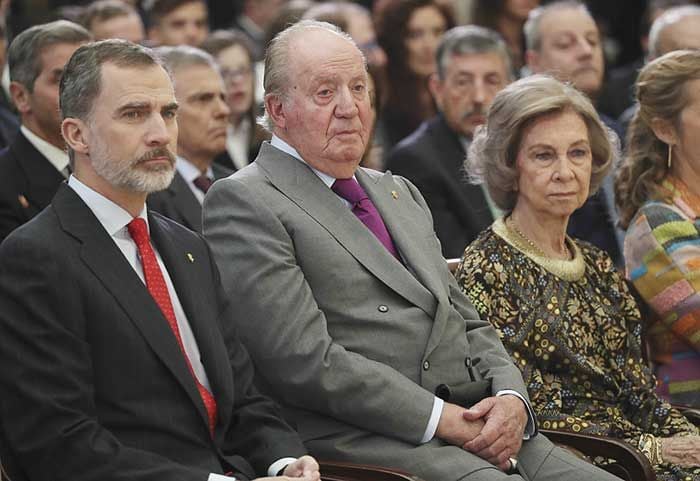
left=423, top=360, right=430, bottom=371
left=378, top=304, right=389, bottom=313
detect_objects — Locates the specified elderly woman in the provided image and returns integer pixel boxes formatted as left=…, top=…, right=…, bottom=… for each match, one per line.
left=456, top=75, right=700, bottom=480
left=616, top=50, right=700, bottom=409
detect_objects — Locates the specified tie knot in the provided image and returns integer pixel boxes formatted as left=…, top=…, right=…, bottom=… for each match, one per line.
left=332, top=178, right=367, bottom=205
left=127, top=217, right=149, bottom=245
left=193, top=175, right=214, bottom=194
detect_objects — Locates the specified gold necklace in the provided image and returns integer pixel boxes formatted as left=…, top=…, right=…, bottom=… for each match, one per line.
left=506, top=216, right=571, bottom=260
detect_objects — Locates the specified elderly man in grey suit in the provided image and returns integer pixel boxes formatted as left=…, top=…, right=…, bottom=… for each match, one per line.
left=203, top=20, right=622, bottom=481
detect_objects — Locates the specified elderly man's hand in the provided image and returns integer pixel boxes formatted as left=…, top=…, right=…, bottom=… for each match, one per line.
left=278, top=455, right=320, bottom=480
left=462, top=395, right=527, bottom=470
left=435, top=401, right=485, bottom=447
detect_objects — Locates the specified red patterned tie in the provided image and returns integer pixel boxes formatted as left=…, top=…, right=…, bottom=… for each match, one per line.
left=127, top=218, right=217, bottom=435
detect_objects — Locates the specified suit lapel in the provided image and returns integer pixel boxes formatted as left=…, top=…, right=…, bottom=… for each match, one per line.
left=168, top=172, right=203, bottom=231
left=257, top=145, right=436, bottom=315
left=149, top=215, right=233, bottom=433
left=358, top=169, right=446, bottom=304
left=54, top=185, right=209, bottom=429
left=13, top=133, right=65, bottom=210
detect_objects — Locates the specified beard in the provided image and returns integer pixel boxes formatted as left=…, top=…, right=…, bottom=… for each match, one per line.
left=91, top=146, right=176, bottom=194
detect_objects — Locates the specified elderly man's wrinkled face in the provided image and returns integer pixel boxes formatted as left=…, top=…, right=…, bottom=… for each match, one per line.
left=431, top=51, right=509, bottom=139
left=527, top=7, right=604, bottom=98
left=272, top=29, right=373, bottom=179
left=514, top=109, right=592, bottom=221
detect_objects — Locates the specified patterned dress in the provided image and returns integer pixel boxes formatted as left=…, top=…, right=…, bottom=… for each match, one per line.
left=456, top=218, right=700, bottom=481
left=624, top=176, right=700, bottom=407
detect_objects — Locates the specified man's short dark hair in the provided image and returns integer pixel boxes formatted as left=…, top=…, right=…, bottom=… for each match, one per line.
left=142, top=0, right=206, bottom=26
left=60, top=39, right=164, bottom=122
left=8, top=20, right=92, bottom=92
left=81, top=0, right=138, bottom=32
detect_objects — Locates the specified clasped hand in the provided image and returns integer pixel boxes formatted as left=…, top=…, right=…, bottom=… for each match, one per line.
left=255, top=455, right=320, bottom=481
left=436, top=395, right=527, bottom=471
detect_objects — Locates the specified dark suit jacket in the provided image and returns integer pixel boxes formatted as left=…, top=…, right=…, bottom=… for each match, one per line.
left=213, top=123, right=270, bottom=172
left=0, top=131, right=65, bottom=242
left=0, top=184, right=306, bottom=481
left=148, top=162, right=232, bottom=233
left=385, top=115, right=494, bottom=258
left=0, top=106, right=19, bottom=149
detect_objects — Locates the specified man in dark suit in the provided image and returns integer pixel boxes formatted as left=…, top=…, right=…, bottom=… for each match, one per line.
left=0, top=39, right=319, bottom=481
left=0, top=20, right=91, bottom=242
left=148, top=45, right=231, bottom=232
left=386, top=26, right=512, bottom=259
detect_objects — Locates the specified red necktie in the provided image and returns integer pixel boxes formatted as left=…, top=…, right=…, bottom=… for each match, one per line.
left=127, top=218, right=217, bottom=435
left=332, top=178, right=400, bottom=260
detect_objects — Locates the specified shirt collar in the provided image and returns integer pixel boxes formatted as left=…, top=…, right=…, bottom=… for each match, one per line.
left=68, top=175, right=148, bottom=237
left=270, top=134, right=340, bottom=188
left=21, top=125, right=70, bottom=175
left=175, top=156, right=213, bottom=183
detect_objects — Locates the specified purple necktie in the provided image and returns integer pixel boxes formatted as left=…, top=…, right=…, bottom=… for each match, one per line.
left=193, top=175, right=213, bottom=194
left=332, top=178, right=400, bottom=260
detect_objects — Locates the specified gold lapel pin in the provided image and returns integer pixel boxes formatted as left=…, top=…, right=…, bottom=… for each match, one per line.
left=186, top=253, right=195, bottom=263
left=391, top=190, right=399, bottom=199
left=17, top=194, right=29, bottom=209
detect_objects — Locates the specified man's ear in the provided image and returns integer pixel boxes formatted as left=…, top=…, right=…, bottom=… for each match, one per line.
left=9, top=81, right=31, bottom=115
left=61, top=117, right=89, bottom=157
left=650, top=117, right=677, bottom=146
left=427, top=72, right=444, bottom=111
left=265, top=93, right=287, bottom=130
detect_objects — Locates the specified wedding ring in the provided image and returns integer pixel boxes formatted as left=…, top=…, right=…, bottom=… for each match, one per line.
left=508, top=457, right=518, bottom=471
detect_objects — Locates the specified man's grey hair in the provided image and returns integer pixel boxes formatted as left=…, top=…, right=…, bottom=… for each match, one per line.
left=156, top=45, right=219, bottom=77
left=261, top=19, right=360, bottom=131
left=524, top=0, right=591, bottom=52
left=436, top=25, right=513, bottom=81
left=8, top=20, right=92, bottom=92
left=648, top=5, right=700, bottom=59
left=60, top=40, right=165, bottom=164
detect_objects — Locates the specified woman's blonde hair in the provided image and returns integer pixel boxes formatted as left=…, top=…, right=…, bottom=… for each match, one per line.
left=616, top=49, right=700, bottom=229
left=466, top=74, right=617, bottom=212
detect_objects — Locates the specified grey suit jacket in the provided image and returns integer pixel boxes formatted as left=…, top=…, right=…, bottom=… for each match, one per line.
left=202, top=143, right=531, bottom=480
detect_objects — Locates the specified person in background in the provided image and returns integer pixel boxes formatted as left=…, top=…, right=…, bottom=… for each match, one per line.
left=616, top=49, right=700, bottom=409
left=143, top=0, right=208, bottom=47
left=200, top=30, right=269, bottom=173
left=470, top=0, right=540, bottom=75
left=0, top=19, right=19, bottom=149
left=375, top=0, right=454, bottom=150
left=0, top=20, right=90, bottom=242
left=386, top=25, right=512, bottom=258
left=303, top=2, right=387, bottom=70
left=232, top=0, right=287, bottom=61
left=457, top=74, right=700, bottom=481
left=82, top=0, right=145, bottom=43
left=147, top=45, right=232, bottom=232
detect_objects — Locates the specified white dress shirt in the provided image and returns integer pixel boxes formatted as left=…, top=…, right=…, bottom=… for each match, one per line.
left=21, top=125, right=70, bottom=178
left=270, top=135, right=535, bottom=444
left=67, top=175, right=294, bottom=479
left=176, top=157, right=214, bottom=205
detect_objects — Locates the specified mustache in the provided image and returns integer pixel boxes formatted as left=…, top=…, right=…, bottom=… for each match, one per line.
left=461, top=105, right=484, bottom=121
left=137, top=148, right=175, bottom=165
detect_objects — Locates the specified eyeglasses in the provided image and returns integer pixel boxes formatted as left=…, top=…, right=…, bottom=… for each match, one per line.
left=221, top=66, right=253, bottom=82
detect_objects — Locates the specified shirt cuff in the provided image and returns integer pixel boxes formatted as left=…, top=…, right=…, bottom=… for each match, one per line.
left=420, top=396, right=444, bottom=443
left=208, top=474, right=233, bottom=481
left=268, top=457, right=298, bottom=477
left=497, top=390, right=536, bottom=439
